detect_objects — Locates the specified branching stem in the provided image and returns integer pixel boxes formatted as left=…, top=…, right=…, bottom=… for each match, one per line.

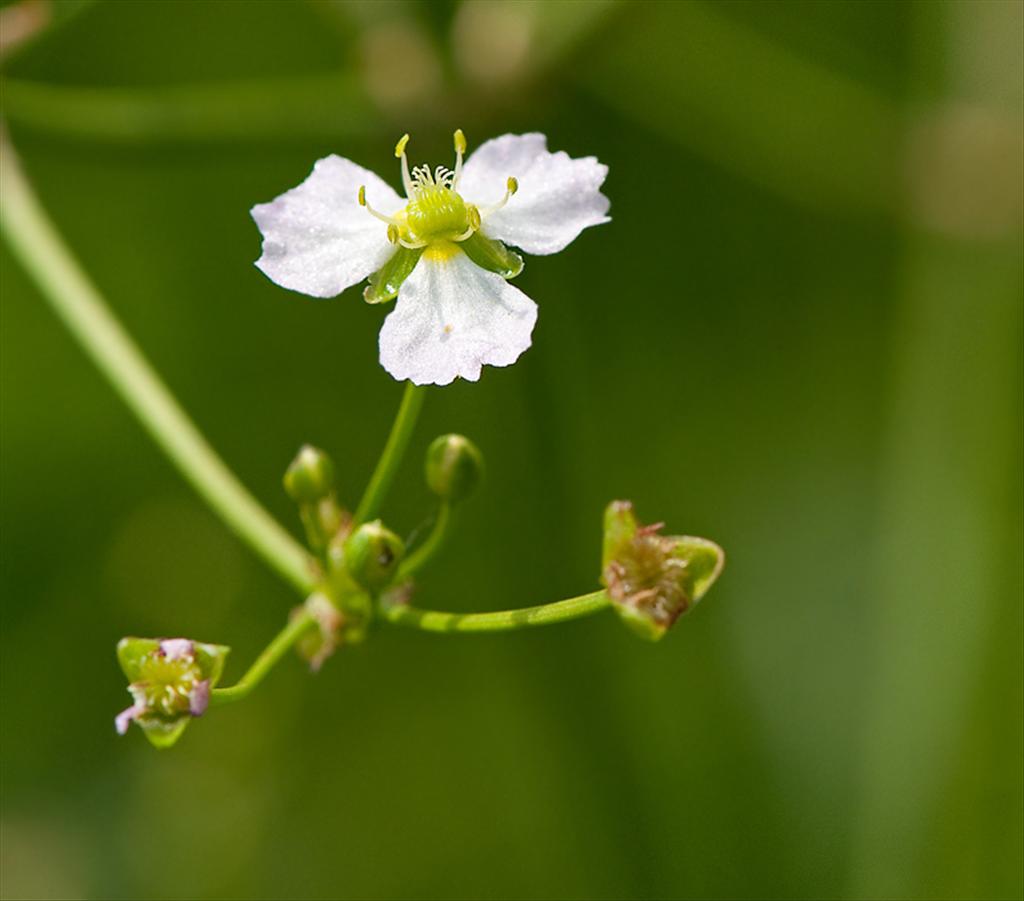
left=1, top=132, right=614, bottom=709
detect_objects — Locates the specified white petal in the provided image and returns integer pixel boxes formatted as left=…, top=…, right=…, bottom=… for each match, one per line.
left=459, top=133, right=610, bottom=256
left=115, top=704, right=144, bottom=735
left=378, top=248, right=537, bottom=386
left=252, top=155, right=402, bottom=298
left=159, top=638, right=193, bottom=660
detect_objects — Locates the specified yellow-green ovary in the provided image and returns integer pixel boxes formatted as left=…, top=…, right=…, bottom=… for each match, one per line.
left=406, top=187, right=469, bottom=242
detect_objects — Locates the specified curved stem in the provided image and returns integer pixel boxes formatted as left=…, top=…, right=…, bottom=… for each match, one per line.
left=0, top=132, right=316, bottom=594
left=398, top=502, right=455, bottom=580
left=381, top=589, right=611, bottom=634
left=210, top=610, right=317, bottom=705
left=354, top=382, right=425, bottom=525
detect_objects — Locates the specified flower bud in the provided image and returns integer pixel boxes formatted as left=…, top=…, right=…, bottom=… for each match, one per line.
left=601, top=501, right=724, bottom=641
left=283, top=445, right=335, bottom=504
left=425, top=434, right=483, bottom=503
left=343, top=521, right=405, bottom=591
left=114, top=637, right=230, bottom=748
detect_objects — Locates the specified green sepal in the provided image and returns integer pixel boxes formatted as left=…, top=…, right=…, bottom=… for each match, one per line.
left=600, top=501, right=725, bottom=641
left=459, top=232, right=524, bottom=279
left=192, top=641, right=231, bottom=684
left=137, top=716, right=191, bottom=750
left=117, top=637, right=161, bottom=682
left=117, top=637, right=230, bottom=684
left=364, top=246, right=424, bottom=304
left=613, top=604, right=669, bottom=642
left=116, top=638, right=230, bottom=748
left=602, top=500, right=639, bottom=571
left=670, top=537, right=725, bottom=604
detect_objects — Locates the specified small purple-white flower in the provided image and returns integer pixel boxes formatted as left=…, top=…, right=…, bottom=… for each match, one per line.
left=115, top=637, right=229, bottom=748
left=252, top=131, right=610, bottom=386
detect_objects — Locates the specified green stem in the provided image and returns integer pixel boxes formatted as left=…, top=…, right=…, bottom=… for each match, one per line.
left=210, top=610, right=317, bottom=705
left=398, top=502, right=455, bottom=580
left=354, top=382, right=425, bottom=525
left=0, top=132, right=316, bottom=594
left=381, top=589, right=611, bottom=634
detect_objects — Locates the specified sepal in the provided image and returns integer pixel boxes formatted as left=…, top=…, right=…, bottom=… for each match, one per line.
left=459, top=231, right=523, bottom=279
left=600, top=501, right=724, bottom=641
left=115, top=637, right=230, bottom=748
left=364, top=246, right=425, bottom=304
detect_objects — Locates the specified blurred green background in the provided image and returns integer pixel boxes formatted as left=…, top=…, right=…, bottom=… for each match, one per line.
left=2, top=1, right=1021, bottom=898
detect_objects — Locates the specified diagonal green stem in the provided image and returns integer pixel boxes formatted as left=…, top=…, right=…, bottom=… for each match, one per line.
left=381, top=590, right=611, bottom=633
left=354, top=381, right=425, bottom=525
left=397, top=502, right=455, bottom=580
left=0, top=132, right=317, bottom=594
left=210, top=609, right=317, bottom=705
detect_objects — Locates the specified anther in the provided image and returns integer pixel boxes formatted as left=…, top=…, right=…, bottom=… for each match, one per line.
left=387, top=224, right=400, bottom=244
left=358, top=186, right=402, bottom=228
left=395, top=133, right=414, bottom=196
left=477, top=176, right=519, bottom=218
left=453, top=128, right=467, bottom=187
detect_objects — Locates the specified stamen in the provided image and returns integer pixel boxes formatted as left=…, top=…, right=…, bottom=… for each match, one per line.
left=399, top=236, right=428, bottom=250
left=477, top=176, right=519, bottom=218
left=412, top=164, right=435, bottom=189
left=453, top=128, right=466, bottom=187
left=395, top=133, right=413, bottom=196
left=358, top=185, right=402, bottom=227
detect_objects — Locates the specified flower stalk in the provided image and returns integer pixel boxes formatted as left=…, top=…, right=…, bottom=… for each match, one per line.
left=380, top=589, right=611, bottom=633
left=0, top=131, right=317, bottom=595
left=353, top=381, right=426, bottom=525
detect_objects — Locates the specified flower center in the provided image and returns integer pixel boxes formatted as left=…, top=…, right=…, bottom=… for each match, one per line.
left=404, top=165, right=470, bottom=242
left=131, top=651, right=201, bottom=718
left=358, top=130, right=517, bottom=251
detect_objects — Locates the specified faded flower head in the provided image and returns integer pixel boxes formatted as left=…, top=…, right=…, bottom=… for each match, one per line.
left=601, top=501, right=725, bottom=641
left=115, top=637, right=229, bottom=748
left=252, top=131, right=609, bottom=386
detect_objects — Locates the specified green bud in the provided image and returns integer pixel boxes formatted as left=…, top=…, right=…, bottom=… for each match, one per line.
left=343, top=521, right=405, bottom=591
left=284, top=445, right=335, bottom=504
left=425, top=434, right=484, bottom=502
left=601, top=501, right=725, bottom=641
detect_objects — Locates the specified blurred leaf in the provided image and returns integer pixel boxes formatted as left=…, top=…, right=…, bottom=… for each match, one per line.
left=2, top=73, right=380, bottom=144
left=581, top=0, right=901, bottom=217
left=851, top=2, right=1023, bottom=895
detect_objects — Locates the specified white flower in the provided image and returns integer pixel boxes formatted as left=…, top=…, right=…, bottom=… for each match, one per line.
left=252, top=131, right=609, bottom=386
